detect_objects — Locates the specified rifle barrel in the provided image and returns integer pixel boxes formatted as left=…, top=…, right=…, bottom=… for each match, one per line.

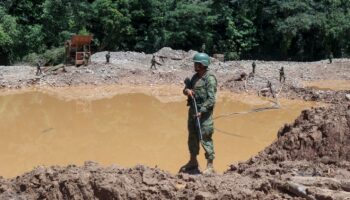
left=192, top=96, right=203, bottom=141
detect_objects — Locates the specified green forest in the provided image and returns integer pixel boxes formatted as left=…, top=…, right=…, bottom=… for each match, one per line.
left=0, top=0, right=349, bottom=65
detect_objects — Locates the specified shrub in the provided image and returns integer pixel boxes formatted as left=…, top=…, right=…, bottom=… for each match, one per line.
left=23, top=47, right=65, bottom=66
left=224, top=52, right=240, bottom=61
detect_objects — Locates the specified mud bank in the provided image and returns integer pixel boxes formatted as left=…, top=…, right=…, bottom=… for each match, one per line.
left=0, top=103, right=349, bottom=199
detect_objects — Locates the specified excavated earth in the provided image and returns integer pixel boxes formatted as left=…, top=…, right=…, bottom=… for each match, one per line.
left=0, top=47, right=349, bottom=103
left=0, top=47, right=350, bottom=199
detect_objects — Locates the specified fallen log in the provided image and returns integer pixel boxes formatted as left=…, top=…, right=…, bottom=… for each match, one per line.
left=43, top=64, right=65, bottom=73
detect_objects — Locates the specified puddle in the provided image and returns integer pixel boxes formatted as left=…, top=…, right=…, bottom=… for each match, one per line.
left=0, top=86, right=318, bottom=177
left=303, top=80, right=350, bottom=91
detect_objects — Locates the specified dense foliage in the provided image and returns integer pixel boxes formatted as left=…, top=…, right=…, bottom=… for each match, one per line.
left=0, top=0, right=349, bottom=65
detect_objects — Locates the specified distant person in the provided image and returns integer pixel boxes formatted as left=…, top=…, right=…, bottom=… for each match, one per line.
left=328, top=52, right=333, bottom=64
left=234, top=72, right=248, bottom=81
left=252, top=61, right=256, bottom=74
left=279, top=66, right=285, bottom=83
left=62, top=65, right=67, bottom=73
left=64, top=41, right=70, bottom=65
left=180, top=52, right=217, bottom=175
left=258, top=81, right=275, bottom=98
left=106, top=51, right=111, bottom=64
left=150, top=55, right=161, bottom=70
left=84, top=52, right=90, bottom=66
left=36, top=59, right=42, bottom=76
left=201, top=43, right=206, bottom=53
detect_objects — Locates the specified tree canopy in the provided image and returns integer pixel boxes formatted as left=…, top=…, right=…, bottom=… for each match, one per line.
left=0, top=0, right=349, bottom=65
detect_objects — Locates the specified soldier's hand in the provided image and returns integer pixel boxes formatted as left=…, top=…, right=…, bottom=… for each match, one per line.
left=194, top=112, right=202, bottom=119
left=185, top=89, right=194, bottom=97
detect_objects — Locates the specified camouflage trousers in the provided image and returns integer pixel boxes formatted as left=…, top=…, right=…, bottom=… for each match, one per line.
left=187, top=107, right=215, bottom=160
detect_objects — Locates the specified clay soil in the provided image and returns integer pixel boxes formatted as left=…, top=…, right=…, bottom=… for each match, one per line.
left=0, top=47, right=350, bottom=199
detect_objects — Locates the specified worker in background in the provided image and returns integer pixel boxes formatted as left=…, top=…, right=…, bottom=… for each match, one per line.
left=84, top=52, right=90, bottom=66
left=258, top=81, right=275, bottom=98
left=36, top=59, right=42, bottom=76
left=328, top=52, right=333, bottom=64
left=201, top=43, right=206, bottom=53
left=252, top=61, right=256, bottom=74
left=150, top=54, right=161, bottom=70
left=106, top=51, right=111, bottom=64
left=279, top=66, right=286, bottom=83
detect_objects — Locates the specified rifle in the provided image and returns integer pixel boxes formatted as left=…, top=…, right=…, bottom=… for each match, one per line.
left=184, top=78, right=203, bottom=141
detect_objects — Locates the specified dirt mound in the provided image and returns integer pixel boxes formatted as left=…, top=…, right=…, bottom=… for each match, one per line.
left=91, top=51, right=149, bottom=68
left=230, top=103, right=350, bottom=172
left=225, top=104, right=350, bottom=199
left=286, top=86, right=350, bottom=104
left=91, top=47, right=196, bottom=67
left=0, top=162, right=274, bottom=199
left=155, top=47, right=195, bottom=60
left=276, top=103, right=350, bottom=163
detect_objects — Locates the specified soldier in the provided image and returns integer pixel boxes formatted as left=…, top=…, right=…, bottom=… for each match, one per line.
left=84, top=52, right=90, bottom=66
left=62, top=65, right=67, bottom=73
left=150, top=54, right=160, bottom=70
left=150, top=55, right=156, bottom=69
left=234, top=72, right=248, bottom=81
left=106, top=51, right=111, bottom=64
left=258, top=81, right=275, bottom=98
left=279, top=66, right=285, bottom=83
left=64, top=41, right=70, bottom=65
left=36, top=59, right=42, bottom=76
left=180, top=52, right=217, bottom=175
left=252, top=61, right=256, bottom=74
left=201, top=43, right=206, bottom=53
left=328, top=52, right=333, bottom=64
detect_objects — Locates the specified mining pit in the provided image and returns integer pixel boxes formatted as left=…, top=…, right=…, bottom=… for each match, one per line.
left=0, top=86, right=317, bottom=178
left=0, top=48, right=349, bottom=199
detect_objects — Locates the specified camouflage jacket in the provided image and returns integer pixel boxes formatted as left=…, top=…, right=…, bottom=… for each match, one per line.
left=184, top=71, right=217, bottom=114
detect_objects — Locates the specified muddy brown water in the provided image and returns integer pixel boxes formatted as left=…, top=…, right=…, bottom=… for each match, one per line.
left=0, top=86, right=317, bottom=178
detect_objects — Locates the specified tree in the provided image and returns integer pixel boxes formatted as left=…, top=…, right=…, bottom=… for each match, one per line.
left=0, top=7, right=20, bottom=65
left=91, top=0, right=134, bottom=51
left=163, top=0, right=215, bottom=52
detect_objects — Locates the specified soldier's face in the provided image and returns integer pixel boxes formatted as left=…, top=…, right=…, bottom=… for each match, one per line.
left=194, top=62, right=204, bottom=72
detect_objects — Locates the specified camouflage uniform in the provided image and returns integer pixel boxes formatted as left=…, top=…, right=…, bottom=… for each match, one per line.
left=150, top=55, right=157, bottom=70
left=185, top=71, right=217, bottom=160
left=201, top=43, right=206, bottom=53
left=106, top=52, right=111, bottom=63
left=252, top=61, right=256, bottom=74
left=84, top=53, right=90, bottom=66
left=279, top=67, right=285, bottom=83
left=36, top=60, right=42, bottom=76
left=329, top=52, right=333, bottom=64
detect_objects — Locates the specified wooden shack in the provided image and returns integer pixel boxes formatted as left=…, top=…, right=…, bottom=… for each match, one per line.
left=65, top=35, right=93, bottom=66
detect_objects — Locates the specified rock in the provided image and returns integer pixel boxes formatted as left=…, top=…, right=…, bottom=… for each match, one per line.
left=341, top=181, right=350, bottom=192
left=346, top=94, right=350, bottom=100
left=229, top=164, right=238, bottom=171
left=195, top=191, right=213, bottom=200
left=142, top=170, right=158, bottom=186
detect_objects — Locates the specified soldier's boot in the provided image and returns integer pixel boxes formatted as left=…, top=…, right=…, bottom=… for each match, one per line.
left=179, top=155, right=198, bottom=173
left=202, top=159, right=215, bottom=175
